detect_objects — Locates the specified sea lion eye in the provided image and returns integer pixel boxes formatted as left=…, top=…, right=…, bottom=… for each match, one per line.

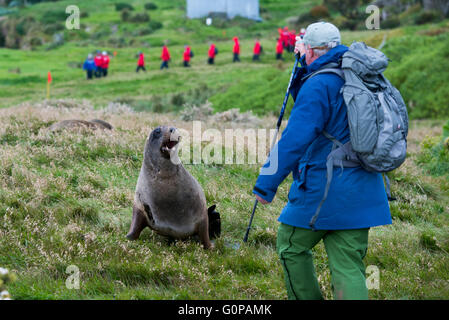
left=152, top=127, right=162, bottom=139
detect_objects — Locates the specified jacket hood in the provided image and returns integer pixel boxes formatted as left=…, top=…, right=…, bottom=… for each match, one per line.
left=306, top=45, right=348, bottom=75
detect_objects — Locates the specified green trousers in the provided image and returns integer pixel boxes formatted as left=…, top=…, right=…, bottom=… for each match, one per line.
left=276, top=223, right=369, bottom=300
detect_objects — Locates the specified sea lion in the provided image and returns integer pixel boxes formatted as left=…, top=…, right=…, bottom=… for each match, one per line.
left=127, top=126, right=219, bottom=249
left=208, top=205, right=221, bottom=240
left=48, top=119, right=113, bottom=132
left=90, top=119, right=113, bottom=130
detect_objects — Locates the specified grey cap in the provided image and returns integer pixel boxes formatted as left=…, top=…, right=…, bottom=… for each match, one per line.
left=303, top=22, right=341, bottom=48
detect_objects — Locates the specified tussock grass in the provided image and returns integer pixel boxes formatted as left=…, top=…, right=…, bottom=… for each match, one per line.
left=0, top=101, right=448, bottom=299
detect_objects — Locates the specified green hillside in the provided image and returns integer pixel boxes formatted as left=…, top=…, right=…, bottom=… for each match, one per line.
left=0, top=0, right=448, bottom=118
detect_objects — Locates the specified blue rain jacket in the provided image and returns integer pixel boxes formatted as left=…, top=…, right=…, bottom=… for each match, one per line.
left=253, top=45, right=391, bottom=230
left=83, top=59, right=96, bottom=71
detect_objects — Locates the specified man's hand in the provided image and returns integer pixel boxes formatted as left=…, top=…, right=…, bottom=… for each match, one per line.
left=256, top=194, right=270, bottom=205
left=295, top=36, right=306, bottom=57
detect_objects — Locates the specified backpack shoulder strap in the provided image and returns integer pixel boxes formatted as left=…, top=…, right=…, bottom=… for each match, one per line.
left=301, top=62, right=344, bottom=82
left=308, top=68, right=344, bottom=80
left=309, top=131, right=360, bottom=230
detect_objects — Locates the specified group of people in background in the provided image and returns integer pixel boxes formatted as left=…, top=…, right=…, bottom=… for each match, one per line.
left=136, top=44, right=174, bottom=72
left=276, top=27, right=306, bottom=60
left=83, top=51, right=110, bottom=80
left=82, top=27, right=305, bottom=80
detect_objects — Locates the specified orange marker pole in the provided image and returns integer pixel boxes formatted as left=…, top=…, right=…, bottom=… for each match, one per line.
left=47, top=71, right=52, bottom=99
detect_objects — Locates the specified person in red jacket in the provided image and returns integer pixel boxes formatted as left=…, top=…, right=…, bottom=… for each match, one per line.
left=102, top=51, right=110, bottom=77
left=136, top=52, right=146, bottom=72
left=183, top=45, right=193, bottom=67
left=253, top=38, right=262, bottom=61
left=276, top=38, right=284, bottom=60
left=160, top=44, right=171, bottom=70
left=208, top=43, right=218, bottom=65
left=282, top=26, right=290, bottom=49
left=278, top=28, right=284, bottom=47
left=288, top=30, right=296, bottom=53
left=94, top=50, right=103, bottom=78
left=233, top=36, right=240, bottom=62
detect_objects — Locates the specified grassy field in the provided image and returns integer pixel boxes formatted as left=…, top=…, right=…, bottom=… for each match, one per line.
left=0, top=0, right=449, bottom=300
left=0, top=102, right=448, bottom=299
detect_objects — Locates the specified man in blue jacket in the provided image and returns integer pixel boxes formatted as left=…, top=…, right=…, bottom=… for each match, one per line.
left=252, top=22, right=391, bottom=300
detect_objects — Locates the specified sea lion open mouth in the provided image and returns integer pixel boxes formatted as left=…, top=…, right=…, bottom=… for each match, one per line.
left=166, top=140, right=179, bottom=149
left=161, top=140, right=179, bottom=153
left=160, top=134, right=181, bottom=158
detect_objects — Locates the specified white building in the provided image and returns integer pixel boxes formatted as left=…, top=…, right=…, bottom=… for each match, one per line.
left=186, top=0, right=260, bottom=20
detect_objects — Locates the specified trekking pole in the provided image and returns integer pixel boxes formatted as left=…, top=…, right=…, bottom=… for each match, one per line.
left=243, top=55, right=300, bottom=243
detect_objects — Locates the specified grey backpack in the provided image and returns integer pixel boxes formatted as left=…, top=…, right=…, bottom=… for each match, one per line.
left=306, top=42, right=409, bottom=229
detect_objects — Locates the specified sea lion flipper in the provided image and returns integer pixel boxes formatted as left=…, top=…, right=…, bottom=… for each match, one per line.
left=126, top=205, right=149, bottom=240
left=208, top=205, right=221, bottom=240
left=198, top=217, right=213, bottom=249
left=90, top=119, right=113, bottom=130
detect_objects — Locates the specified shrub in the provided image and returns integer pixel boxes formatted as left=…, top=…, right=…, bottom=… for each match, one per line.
left=415, top=10, right=442, bottom=25
left=417, top=132, right=449, bottom=176
left=149, top=20, right=162, bottom=31
left=108, top=36, right=127, bottom=47
left=132, top=27, right=153, bottom=36
left=144, top=3, right=158, bottom=10
left=129, top=12, right=150, bottom=23
left=260, top=6, right=271, bottom=20
left=381, top=16, right=401, bottom=29
left=91, top=29, right=111, bottom=40
left=444, top=120, right=449, bottom=138
left=180, top=102, right=214, bottom=121
left=324, top=0, right=360, bottom=18
left=28, top=36, right=43, bottom=47
left=420, top=232, right=440, bottom=251
left=5, top=33, right=20, bottom=49
left=209, top=16, right=228, bottom=29
left=170, top=93, right=186, bottom=107
left=115, top=3, right=134, bottom=11
left=40, top=10, right=68, bottom=24
left=310, top=5, right=330, bottom=19
left=121, top=8, right=130, bottom=22
left=332, top=15, right=357, bottom=30
left=297, top=11, right=314, bottom=25
left=398, top=3, right=422, bottom=23
left=43, top=23, right=64, bottom=35
left=15, top=20, right=27, bottom=36
left=150, top=95, right=164, bottom=113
